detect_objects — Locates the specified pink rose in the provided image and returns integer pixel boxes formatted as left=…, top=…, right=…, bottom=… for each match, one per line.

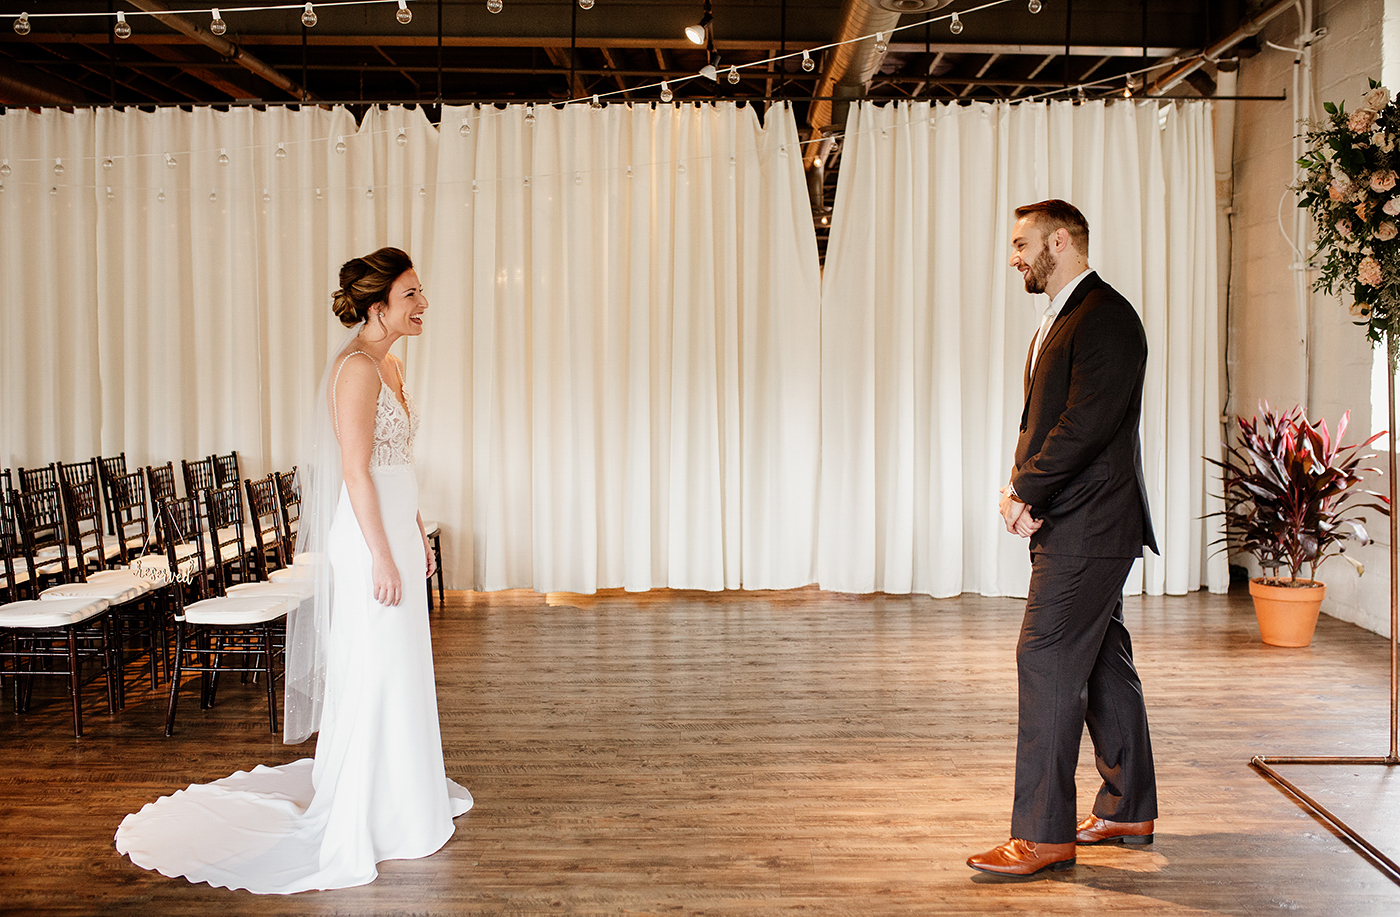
left=1371, top=170, right=1398, bottom=192
left=1338, top=219, right=1354, bottom=239
left=1376, top=221, right=1398, bottom=241
left=1359, top=255, right=1383, bottom=286
left=1351, top=109, right=1378, bottom=132
left=1330, top=183, right=1348, bottom=201
left=1384, top=197, right=1400, bottom=216
left=1365, top=86, right=1392, bottom=110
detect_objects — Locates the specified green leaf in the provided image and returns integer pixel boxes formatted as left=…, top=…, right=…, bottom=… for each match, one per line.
left=1326, top=101, right=1338, bottom=114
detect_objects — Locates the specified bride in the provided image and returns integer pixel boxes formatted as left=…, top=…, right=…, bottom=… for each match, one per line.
left=116, top=248, right=473, bottom=894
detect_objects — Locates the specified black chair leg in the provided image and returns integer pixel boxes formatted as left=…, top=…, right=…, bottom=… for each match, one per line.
left=165, top=621, right=185, bottom=736
left=65, top=628, right=84, bottom=738
left=263, top=623, right=278, bottom=734
left=104, top=616, right=120, bottom=713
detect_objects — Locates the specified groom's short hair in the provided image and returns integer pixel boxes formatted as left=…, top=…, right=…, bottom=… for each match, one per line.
left=1014, top=199, right=1090, bottom=257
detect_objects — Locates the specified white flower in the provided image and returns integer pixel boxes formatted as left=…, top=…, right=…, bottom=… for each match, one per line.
left=1384, top=197, right=1400, bottom=216
left=1365, top=86, right=1391, bottom=110
left=1372, top=170, right=1398, bottom=193
left=1351, top=109, right=1378, bottom=132
left=1376, top=221, right=1398, bottom=241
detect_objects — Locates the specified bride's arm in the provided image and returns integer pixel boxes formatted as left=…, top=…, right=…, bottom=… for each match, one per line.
left=335, top=355, right=403, bottom=607
left=417, top=513, right=436, bottom=579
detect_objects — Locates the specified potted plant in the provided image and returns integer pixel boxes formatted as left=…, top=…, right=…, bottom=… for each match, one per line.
left=1212, top=403, right=1389, bottom=646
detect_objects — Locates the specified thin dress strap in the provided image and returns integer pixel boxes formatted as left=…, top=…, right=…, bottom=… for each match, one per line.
left=331, top=351, right=385, bottom=438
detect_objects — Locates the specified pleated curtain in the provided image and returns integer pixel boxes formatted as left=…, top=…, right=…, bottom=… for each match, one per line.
left=818, top=100, right=1228, bottom=597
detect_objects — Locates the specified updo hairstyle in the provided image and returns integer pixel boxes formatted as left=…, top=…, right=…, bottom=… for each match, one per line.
left=332, top=247, right=414, bottom=328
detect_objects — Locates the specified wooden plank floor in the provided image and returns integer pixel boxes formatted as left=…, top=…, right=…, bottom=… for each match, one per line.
left=3, top=586, right=1400, bottom=916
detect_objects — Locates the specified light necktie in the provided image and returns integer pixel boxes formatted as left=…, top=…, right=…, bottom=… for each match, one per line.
left=1030, top=310, right=1055, bottom=372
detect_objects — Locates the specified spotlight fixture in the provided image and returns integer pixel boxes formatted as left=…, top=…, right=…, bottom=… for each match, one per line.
left=685, top=0, right=713, bottom=45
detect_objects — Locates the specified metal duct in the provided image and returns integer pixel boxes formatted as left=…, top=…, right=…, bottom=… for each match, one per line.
left=1146, top=0, right=1296, bottom=96
left=127, top=0, right=316, bottom=102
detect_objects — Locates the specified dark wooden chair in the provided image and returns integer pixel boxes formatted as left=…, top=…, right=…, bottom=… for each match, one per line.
left=144, top=462, right=180, bottom=551
left=17, top=463, right=59, bottom=494
left=275, top=469, right=301, bottom=560
left=104, top=470, right=155, bottom=564
left=161, top=497, right=290, bottom=736
left=13, top=484, right=75, bottom=593
left=0, top=483, right=118, bottom=737
left=181, top=457, right=216, bottom=503
left=59, top=476, right=113, bottom=573
left=244, top=475, right=288, bottom=581
left=211, top=451, right=241, bottom=489
left=97, top=453, right=129, bottom=536
left=200, top=482, right=252, bottom=593
left=423, top=519, right=444, bottom=609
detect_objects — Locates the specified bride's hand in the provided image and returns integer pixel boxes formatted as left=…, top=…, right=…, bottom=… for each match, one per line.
left=423, top=536, right=437, bottom=579
left=372, top=555, right=402, bottom=607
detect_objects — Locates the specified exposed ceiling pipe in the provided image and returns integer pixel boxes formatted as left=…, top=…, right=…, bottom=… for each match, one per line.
left=0, top=61, right=88, bottom=106
left=1146, top=0, right=1300, bottom=96
left=125, top=0, right=317, bottom=102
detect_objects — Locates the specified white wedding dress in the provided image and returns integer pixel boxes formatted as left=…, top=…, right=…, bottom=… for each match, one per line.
left=115, top=361, right=472, bottom=894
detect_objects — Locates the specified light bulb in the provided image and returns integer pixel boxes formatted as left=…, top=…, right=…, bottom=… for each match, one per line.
left=166, top=153, right=177, bottom=168
left=115, top=11, right=131, bottom=39
left=158, top=189, right=166, bottom=202
left=106, top=186, right=114, bottom=200
left=579, top=0, right=594, bottom=8
left=419, top=184, right=426, bottom=196
left=472, top=180, right=479, bottom=193
left=459, top=119, right=471, bottom=136
left=49, top=186, right=57, bottom=196
left=1, top=181, right=6, bottom=192
left=802, top=50, right=814, bottom=72
left=950, top=13, right=963, bottom=35
left=575, top=172, right=583, bottom=185
left=874, top=32, right=888, bottom=55
left=53, top=158, right=63, bottom=176
left=591, top=95, right=602, bottom=110
left=275, top=142, right=287, bottom=159
left=210, top=9, right=226, bottom=35
left=335, top=136, right=346, bottom=154
left=524, top=104, right=536, bottom=124
left=626, top=166, right=633, bottom=178
left=1028, top=0, right=1042, bottom=11
left=1077, top=85, right=1087, bottom=101
left=316, top=187, right=323, bottom=200
left=301, top=3, right=317, bottom=27
left=102, top=157, right=114, bottom=171
left=660, top=81, right=673, bottom=103
left=13, top=12, right=30, bottom=36
left=678, top=162, right=686, bottom=174
left=397, top=0, right=413, bottom=24
left=397, top=129, right=408, bottom=147
left=0, top=161, right=10, bottom=177
left=218, top=148, right=229, bottom=165
left=487, top=0, right=503, bottom=13
left=728, top=155, right=735, bottom=166
left=209, top=190, right=217, bottom=201
left=366, top=187, right=374, bottom=198
left=262, top=188, right=271, bottom=202
left=727, top=66, right=739, bottom=85
left=523, top=176, right=530, bottom=187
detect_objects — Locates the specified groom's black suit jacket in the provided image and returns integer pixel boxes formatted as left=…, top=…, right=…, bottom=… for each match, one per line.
left=1009, top=271, right=1158, bottom=558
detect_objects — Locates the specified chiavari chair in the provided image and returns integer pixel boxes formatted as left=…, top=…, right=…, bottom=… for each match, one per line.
left=97, top=453, right=129, bottom=536
left=211, top=451, right=241, bottom=489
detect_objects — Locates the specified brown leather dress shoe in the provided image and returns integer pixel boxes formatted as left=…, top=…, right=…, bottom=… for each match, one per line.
left=966, top=838, right=1076, bottom=876
left=1075, top=815, right=1154, bottom=846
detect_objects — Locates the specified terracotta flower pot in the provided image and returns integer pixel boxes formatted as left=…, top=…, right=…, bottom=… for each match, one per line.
left=1248, top=578, right=1327, bottom=647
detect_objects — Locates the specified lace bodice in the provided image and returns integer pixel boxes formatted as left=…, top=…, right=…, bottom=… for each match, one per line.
left=333, top=351, right=418, bottom=470
left=370, top=382, right=417, bottom=470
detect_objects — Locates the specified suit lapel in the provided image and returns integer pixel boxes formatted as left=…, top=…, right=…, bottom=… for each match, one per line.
left=1021, top=272, right=1102, bottom=420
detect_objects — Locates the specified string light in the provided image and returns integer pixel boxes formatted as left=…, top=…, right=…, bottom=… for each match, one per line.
left=397, top=0, right=413, bottom=23
left=263, top=188, right=271, bottom=201
left=874, top=32, right=888, bottom=55
left=366, top=187, right=373, bottom=198
left=103, top=157, right=114, bottom=170
left=275, top=142, right=287, bottom=159
left=301, top=3, right=317, bottom=27
left=106, top=186, right=114, bottom=200
left=209, top=189, right=217, bottom=201
left=218, top=148, right=229, bottom=165
left=166, top=153, right=177, bottom=168
left=524, top=103, right=536, bottom=124
left=459, top=118, right=472, bottom=136
left=396, top=129, right=408, bottom=146
left=210, top=8, right=226, bottom=35
left=12, top=12, right=29, bottom=35
left=316, top=187, right=323, bottom=199
left=487, top=0, right=503, bottom=12
left=2, top=161, right=13, bottom=178
left=579, top=0, right=595, bottom=8
left=802, top=50, right=814, bottom=72
left=591, top=94, right=602, bottom=110
left=1028, top=0, right=1042, bottom=11
left=158, top=189, right=166, bottom=202
left=335, top=136, right=346, bottom=153
left=727, top=66, right=739, bottom=84
left=660, top=81, right=673, bottom=102
left=52, top=158, right=63, bottom=176
left=950, top=13, right=963, bottom=34
left=114, top=11, right=130, bottom=39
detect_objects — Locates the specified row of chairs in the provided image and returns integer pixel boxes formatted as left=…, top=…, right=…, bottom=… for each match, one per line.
left=0, top=457, right=306, bottom=737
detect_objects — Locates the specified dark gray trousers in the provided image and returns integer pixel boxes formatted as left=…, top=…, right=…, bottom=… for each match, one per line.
left=1010, top=551, right=1158, bottom=844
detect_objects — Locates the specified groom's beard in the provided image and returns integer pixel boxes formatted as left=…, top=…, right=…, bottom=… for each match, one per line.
left=1024, top=247, right=1056, bottom=294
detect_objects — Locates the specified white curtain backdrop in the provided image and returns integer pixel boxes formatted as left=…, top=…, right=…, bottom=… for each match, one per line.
left=0, top=102, right=822, bottom=593
left=818, top=100, right=1228, bottom=598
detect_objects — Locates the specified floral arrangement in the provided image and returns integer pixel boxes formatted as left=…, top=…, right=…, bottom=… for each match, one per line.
left=1295, top=80, right=1400, bottom=346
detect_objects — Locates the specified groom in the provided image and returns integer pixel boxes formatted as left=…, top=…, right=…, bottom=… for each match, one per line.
left=968, top=200, right=1159, bottom=877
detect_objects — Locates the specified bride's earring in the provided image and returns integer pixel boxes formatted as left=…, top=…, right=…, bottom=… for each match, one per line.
left=364, top=308, right=388, bottom=342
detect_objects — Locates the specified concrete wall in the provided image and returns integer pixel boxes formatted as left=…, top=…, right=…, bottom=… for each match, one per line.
left=1231, top=0, right=1392, bottom=636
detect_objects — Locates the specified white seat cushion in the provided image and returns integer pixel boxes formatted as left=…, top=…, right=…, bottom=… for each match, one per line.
left=182, top=595, right=291, bottom=625
left=228, top=581, right=314, bottom=601
left=40, top=574, right=154, bottom=604
left=422, top=520, right=440, bottom=537
left=0, top=597, right=110, bottom=628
